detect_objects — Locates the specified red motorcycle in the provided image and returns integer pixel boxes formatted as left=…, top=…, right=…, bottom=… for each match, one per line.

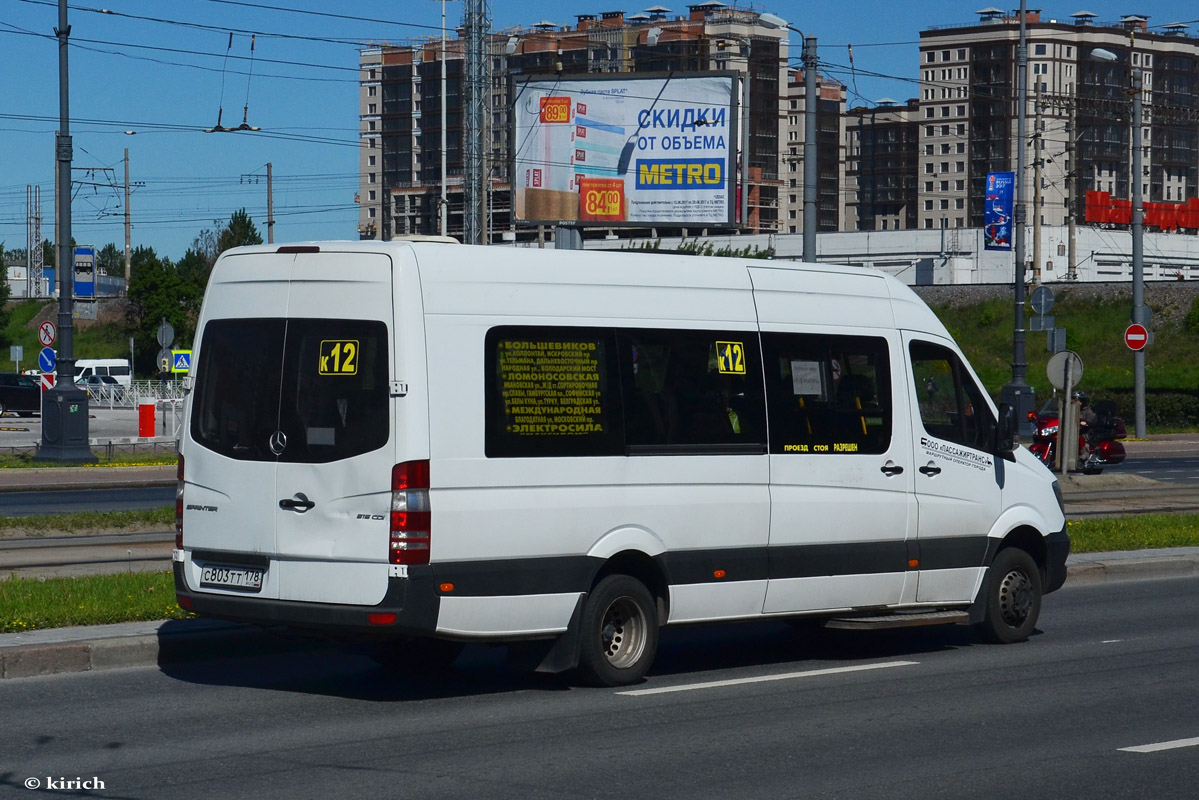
left=1028, top=395, right=1127, bottom=474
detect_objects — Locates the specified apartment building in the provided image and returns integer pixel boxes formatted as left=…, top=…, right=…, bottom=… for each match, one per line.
left=918, top=8, right=1199, bottom=233
left=358, top=4, right=849, bottom=243
left=845, top=98, right=921, bottom=231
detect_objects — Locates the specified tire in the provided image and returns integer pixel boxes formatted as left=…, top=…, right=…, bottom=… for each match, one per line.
left=0, top=400, right=6, bottom=416
left=577, top=574, right=659, bottom=687
left=976, top=547, right=1042, bottom=644
left=370, top=636, right=464, bottom=674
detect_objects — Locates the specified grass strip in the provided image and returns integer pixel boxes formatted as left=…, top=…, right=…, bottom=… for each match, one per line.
left=0, top=453, right=177, bottom=469
left=1, top=571, right=191, bottom=633
left=0, top=507, right=174, bottom=538
left=1067, top=513, right=1199, bottom=554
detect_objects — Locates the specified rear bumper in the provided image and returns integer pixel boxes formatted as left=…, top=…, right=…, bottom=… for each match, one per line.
left=173, top=562, right=440, bottom=638
left=1044, top=526, right=1070, bottom=594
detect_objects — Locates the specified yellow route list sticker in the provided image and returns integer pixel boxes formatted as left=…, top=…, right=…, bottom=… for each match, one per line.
left=498, top=339, right=605, bottom=436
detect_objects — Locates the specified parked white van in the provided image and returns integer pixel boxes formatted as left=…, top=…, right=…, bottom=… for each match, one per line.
left=74, top=358, right=132, bottom=388
left=174, top=241, right=1069, bottom=686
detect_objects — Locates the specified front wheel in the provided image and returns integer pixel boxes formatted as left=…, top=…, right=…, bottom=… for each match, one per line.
left=577, top=575, right=659, bottom=687
left=976, top=547, right=1042, bottom=644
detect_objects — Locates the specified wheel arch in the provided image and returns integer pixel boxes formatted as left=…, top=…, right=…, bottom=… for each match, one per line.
left=590, top=549, right=670, bottom=626
left=995, top=524, right=1049, bottom=583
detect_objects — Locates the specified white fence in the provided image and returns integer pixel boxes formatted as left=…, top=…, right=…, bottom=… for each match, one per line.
left=84, top=379, right=187, bottom=409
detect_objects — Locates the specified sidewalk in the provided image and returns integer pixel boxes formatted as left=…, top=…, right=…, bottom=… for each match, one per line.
left=3, top=547, right=1199, bottom=680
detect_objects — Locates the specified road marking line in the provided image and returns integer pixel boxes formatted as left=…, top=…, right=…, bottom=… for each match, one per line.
left=616, top=661, right=919, bottom=697
left=1120, top=737, right=1199, bottom=754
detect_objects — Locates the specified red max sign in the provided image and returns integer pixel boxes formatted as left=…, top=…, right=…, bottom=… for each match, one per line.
left=539, top=96, right=571, bottom=124
left=1085, top=190, right=1199, bottom=231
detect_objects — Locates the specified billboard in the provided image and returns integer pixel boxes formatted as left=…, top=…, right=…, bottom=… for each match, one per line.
left=983, top=172, right=1015, bottom=251
left=73, top=244, right=96, bottom=298
left=512, top=73, right=737, bottom=226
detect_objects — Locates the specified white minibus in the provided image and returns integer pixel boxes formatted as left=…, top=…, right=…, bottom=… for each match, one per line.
left=174, top=241, right=1068, bottom=686
left=74, top=358, right=132, bottom=388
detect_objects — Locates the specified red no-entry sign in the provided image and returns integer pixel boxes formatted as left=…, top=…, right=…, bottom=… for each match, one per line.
left=1124, top=323, right=1149, bottom=351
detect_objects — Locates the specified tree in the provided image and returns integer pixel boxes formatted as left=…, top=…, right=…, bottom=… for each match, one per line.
left=0, top=244, right=12, bottom=347
left=97, top=243, right=122, bottom=277
left=218, top=208, right=263, bottom=254
left=125, top=246, right=185, bottom=374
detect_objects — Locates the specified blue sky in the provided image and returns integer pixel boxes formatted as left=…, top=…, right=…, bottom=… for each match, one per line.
left=1, top=1, right=1193, bottom=261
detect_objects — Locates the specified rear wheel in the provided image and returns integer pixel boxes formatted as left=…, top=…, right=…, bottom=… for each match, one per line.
left=976, top=547, right=1042, bottom=644
left=577, top=575, right=658, bottom=687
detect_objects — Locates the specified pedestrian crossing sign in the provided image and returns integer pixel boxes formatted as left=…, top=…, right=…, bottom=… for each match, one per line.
left=171, top=350, right=193, bottom=373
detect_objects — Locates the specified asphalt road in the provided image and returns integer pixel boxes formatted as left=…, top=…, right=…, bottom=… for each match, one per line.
left=1122, top=456, right=1199, bottom=484
left=0, top=487, right=175, bottom=517
left=2, top=575, right=1197, bottom=799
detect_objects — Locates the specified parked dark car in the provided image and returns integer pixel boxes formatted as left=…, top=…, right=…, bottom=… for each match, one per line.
left=0, top=372, right=40, bottom=416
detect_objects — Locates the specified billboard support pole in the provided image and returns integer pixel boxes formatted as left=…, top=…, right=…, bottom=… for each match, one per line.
left=554, top=224, right=582, bottom=250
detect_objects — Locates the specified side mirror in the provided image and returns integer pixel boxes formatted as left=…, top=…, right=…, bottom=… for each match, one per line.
left=996, top=403, right=1016, bottom=460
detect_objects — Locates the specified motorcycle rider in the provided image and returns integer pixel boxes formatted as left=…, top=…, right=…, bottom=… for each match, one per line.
left=1075, top=390, right=1098, bottom=455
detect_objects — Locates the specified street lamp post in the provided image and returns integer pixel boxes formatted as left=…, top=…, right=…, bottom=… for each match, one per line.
left=1001, top=0, right=1036, bottom=438
left=758, top=13, right=817, bottom=263
left=37, top=0, right=94, bottom=462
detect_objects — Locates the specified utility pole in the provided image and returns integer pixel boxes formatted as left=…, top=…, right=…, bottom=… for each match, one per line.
left=759, top=14, right=818, bottom=262
left=266, top=162, right=275, bottom=244
left=38, top=0, right=93, bottom=462
left=463, top=0, right=489, bottom=245
left=1032, top=85, right=1042, bottom=280
left=1131, top=65, right=1146, bottom=438
left=440, top=0, right=448, bottom=238
left=1001, top=0, right=1036, bottom=439
left=1066, top=102, right=1077, bottom=280
left=124, top=147, right=131, bottom=294
left=802, top=35, right=818, bottom=262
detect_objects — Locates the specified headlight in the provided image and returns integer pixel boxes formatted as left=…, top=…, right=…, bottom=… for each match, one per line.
left=1039, top=424, right=1059, bottom=436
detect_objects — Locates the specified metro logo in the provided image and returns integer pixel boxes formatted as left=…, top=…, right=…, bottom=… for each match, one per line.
left=539, top=96, right=572, bottom=124
left=578, top=178, right=626, bottom=221
left=636, top=159, right=724, bottom=190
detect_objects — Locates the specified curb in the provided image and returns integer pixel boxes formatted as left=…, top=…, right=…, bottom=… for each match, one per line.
left=4, top=550, right=1199, bottom=680
left=0, top=619, right=325, bottom=680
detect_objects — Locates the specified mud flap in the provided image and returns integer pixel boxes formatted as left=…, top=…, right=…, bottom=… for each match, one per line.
left=506, top=594, right=587, bottom=674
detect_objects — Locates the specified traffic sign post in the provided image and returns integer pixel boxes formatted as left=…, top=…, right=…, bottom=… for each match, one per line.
left=1124, top=323, right=1149, bottom=352
left=38, top=321, right=57, bottom=347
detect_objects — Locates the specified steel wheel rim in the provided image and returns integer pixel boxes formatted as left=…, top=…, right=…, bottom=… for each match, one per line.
left=600, top=595, right=647, bottom=669
left=998, top=568, right=1034, bottom=627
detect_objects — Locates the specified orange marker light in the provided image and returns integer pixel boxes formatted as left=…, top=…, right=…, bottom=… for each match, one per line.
left=713, top=569, right=727, bottom=579
left=908, top=559, right=920, bottom=568
left=367, top=612, right=397, bottom=626
left=439, top=583, right=455, bottom=593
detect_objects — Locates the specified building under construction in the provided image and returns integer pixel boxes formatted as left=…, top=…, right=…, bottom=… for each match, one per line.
left=357, top=4, right=845, bottom=244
